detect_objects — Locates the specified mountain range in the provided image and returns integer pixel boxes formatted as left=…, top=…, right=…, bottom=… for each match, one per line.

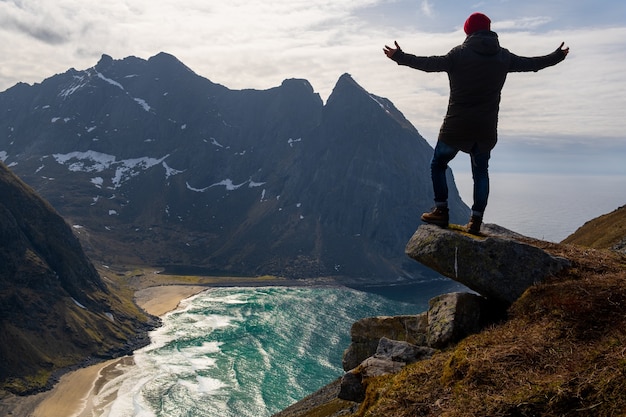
left=0, top=52, right=468, bottom=282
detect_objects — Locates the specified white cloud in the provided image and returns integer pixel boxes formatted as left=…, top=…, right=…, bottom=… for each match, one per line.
left=494, top=16, right=553, bottom=31
left=420, top=0, right=435, bottom=18
left=0, top=0, right=624, bottom=155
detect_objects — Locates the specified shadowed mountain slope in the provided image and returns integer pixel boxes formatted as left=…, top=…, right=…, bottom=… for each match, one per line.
left=0, top=162, right=155, bottom=394
left=0, top=53, right=468, bottom=282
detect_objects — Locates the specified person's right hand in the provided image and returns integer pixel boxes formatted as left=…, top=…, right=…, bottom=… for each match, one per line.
left=383, top=41, right=402, bottom=58
left=558, top=42, right=570, bottom=57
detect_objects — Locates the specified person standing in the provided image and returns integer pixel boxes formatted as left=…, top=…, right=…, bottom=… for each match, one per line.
left=383, top=12, right=569, bottom=234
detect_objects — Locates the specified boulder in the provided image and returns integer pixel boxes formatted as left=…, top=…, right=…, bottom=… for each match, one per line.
left=375, top=337, right=435, bottom=364
left=339, top=292, right=496, bottom=403
left=339, top=357, right=405, bottom=402
left=339, top=339, right=425, bottom=402
left=405, top=224, right=571, bottom=305
left=338, top=371, right=367, bottom=403
left=342, top=314, right=428, bottom=371
left=427, top=292, right=486, bottom=348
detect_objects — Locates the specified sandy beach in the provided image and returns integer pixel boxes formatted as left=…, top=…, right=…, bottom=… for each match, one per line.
left=0, top=272, right=319, bottom=417
left=0, top=284, right=209, bottom=417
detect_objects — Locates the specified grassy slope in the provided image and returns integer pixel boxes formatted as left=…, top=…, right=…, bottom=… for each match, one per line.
left=353, top=240, right=626, bottom=417
left=562, top=205, right=626, bottom=249
left=0, top=271, right=154, bottom=394
left=358, top=242, right=626, bottom=417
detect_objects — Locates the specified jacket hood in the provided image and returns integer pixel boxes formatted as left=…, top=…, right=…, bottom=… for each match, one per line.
left=464, top=31, right=501, bottom=56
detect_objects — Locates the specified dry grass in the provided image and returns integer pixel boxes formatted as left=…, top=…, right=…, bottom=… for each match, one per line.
left=348, top=242, right=626, bottom=417
left=562, top=205, right=626, bottom=250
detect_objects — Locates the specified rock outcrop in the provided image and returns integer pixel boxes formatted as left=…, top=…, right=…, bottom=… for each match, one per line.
left=338, top=223, right=573, bottom=403
left=342, top=314, right=428, bottom=371
left=339, top=292, right=494, bottom=402
left=405, top=224, right=571, bottom=305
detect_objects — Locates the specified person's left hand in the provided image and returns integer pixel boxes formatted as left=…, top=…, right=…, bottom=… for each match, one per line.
left=559, top=42, right=570, bottom=57
left=383, top=41, right=402, bottom=58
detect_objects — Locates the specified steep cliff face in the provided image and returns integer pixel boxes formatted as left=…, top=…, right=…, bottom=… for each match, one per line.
left=0, top=162, right=154, bottom=394
left=0, top=53, right=468, bottom=281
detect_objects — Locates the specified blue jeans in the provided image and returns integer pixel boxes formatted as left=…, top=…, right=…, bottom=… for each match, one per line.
left=431, top=140, right=490, bottom=216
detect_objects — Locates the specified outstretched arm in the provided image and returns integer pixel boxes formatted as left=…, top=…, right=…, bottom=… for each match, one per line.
left=509, top=42, right=570, bottom=73
left=383, top=40, right=452, bottom=73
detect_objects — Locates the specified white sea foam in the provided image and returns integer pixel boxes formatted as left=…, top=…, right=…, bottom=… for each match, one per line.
left=195, top=376, right=226, bottom=394
left=94, top=286, right=434, bottom=416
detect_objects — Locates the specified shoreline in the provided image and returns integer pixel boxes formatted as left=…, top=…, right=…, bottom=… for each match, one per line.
left=0, top=274, right=349, bottom=417
left=0, top=284, right=214, bottom=417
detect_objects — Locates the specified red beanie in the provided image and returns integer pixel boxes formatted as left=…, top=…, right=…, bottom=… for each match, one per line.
left=464, top=12, right=491, bottom=35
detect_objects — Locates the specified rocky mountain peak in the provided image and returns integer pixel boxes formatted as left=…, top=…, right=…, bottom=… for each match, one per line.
left=95, top=53, right=114, bottom=70
left=327, top=72, right=370, bottom=105
left=0, top=52, right=468, bottom=282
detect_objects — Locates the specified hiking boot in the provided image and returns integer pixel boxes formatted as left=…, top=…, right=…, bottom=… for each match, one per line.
left=466, top=215, right=482, bottom=235
left=421, top=207, right=449, bottom=228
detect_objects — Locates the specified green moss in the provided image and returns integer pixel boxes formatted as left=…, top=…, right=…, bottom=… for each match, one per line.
left=2, top=369, right=51, bottom=393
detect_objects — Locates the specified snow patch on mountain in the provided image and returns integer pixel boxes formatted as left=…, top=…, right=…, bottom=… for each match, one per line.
left=369, top=94, right=391, bottom=115
left=97, top=71, right=153, bottom=112
left=209, top=137, right=224, bottom=148
left=186, top=178, right=266, bottom=193
left=163, top=162, right=184, bottom=179
left=91, top=177, right=104, bottom=188
left=211, top=179, right=246, bottom=190
left=59, top=75, right=89, bottom=99
left=97, top=72, right=125, bottom=90
left=111, top=155, right=169, bottom=188
left=53, top=151, right=116, bottom=172
left=287, top=137, right=302, bottom=147
left=51, top=117, right=71, bottom=123
left=52, top=151, right=170, bottom=189
left=134, top=98, right=151, bottom=112
left=60, top=68, right=153, bottom=112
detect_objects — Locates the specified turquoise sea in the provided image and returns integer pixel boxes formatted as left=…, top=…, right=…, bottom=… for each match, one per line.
left=95, top=283, right=463, bottom=417
left=94, top=172, right=625, bottom=417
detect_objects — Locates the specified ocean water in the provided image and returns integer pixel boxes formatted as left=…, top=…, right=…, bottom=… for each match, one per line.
left=95, top=284, right=461, bottom=417
left=453, top=172, right=626, bottom=242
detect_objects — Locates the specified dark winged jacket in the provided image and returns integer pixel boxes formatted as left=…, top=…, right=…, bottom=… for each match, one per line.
left=391, top=30, right=568, bottom=152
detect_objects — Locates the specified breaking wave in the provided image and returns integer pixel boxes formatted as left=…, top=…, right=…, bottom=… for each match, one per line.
left=94, top=285, right=447, bottom=417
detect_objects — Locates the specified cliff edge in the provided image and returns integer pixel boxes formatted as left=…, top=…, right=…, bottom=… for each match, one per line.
left=274, top=221, right=626, bottom=417
left=405, top=223, right=571, bottom=305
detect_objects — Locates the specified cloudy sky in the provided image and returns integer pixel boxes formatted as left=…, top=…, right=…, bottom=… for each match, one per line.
left=1, top=0, right=625, bottom=175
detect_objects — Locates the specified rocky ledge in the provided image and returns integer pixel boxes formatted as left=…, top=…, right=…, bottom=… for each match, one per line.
left=405, top=224, right=571, bottom=305
left=274, top=223, right=575, bottom=414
